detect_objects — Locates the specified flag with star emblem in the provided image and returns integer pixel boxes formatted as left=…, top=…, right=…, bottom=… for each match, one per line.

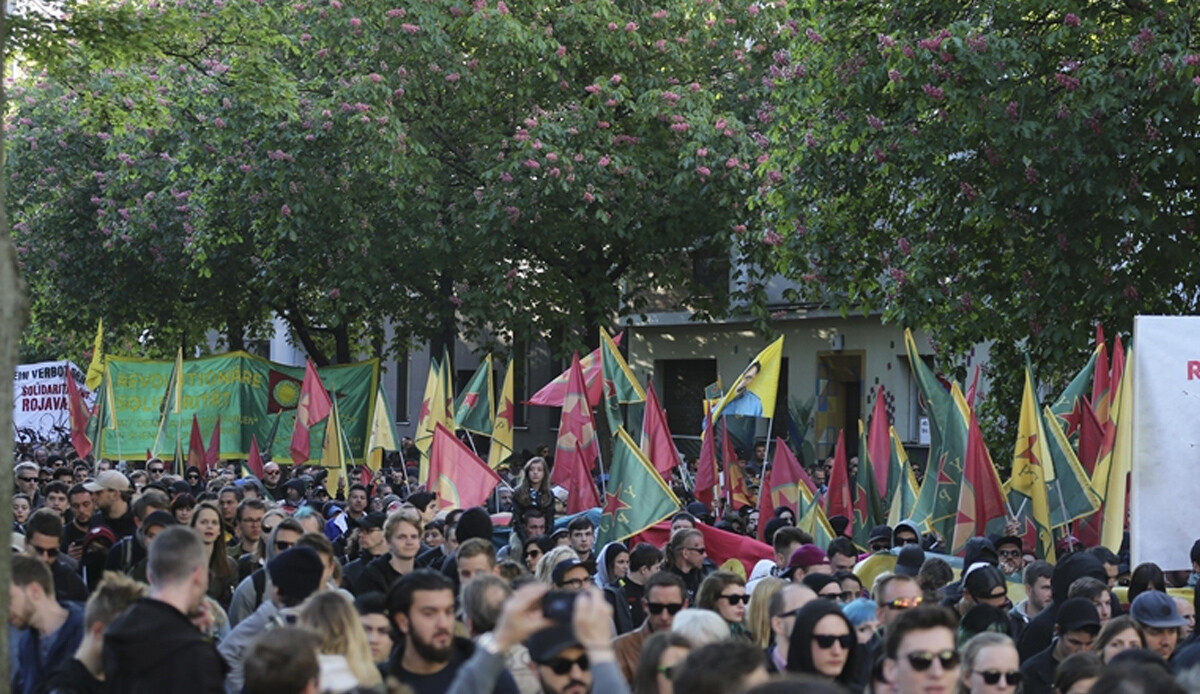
left=290, top=359, right=333, bottom=464
left=852, top=419, right=885, bottom=550
left=600, top=327, right=646, bottom=432
left=488, top=360, right=515, bottom=468
left=415, top=357, right=453, bottom=482
left=529, top=332, right=624, bottom=407
left=757, top=437, right=805, bottom=541
left=950, top=385, right=1009, bottom=555
left=454, top=355, right=495, bottom=436
left=904, top=329, right=952, bottom=464
left=598, top=427, right=682, bottom=546
left=886, top=427, right=921, bottom=526
left=428, top=423, right=502, bottom=510
left=550, top=353, right=600, bottom=491
left=640, top=382, right=679, bottom=478
left=1041, top=406, right=1101, bottom=527
left=566, top=440, right=601, bottom=514
left=1005, top=367, right=1056, bottom=563
left=367, top=387, right=400, bottom=472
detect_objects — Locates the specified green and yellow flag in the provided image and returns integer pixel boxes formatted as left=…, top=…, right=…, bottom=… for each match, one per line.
left=454, top=355, right=495, bottom=437
left=600, top=327, right=646, bottom=432
left=488, top=361, right=515, bottom=468
left=1006, top=368, right=1055, bottom=563
left=367, top=387, right=399, bottom=472
left=598, top=428, right=682, bottom=546
left=886, top=427, right=920, bottom=526
left=85, top=320, right=105, bottom=391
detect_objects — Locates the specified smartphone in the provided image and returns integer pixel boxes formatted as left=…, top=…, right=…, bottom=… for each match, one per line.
left=542, top=590, right=578, bottom=624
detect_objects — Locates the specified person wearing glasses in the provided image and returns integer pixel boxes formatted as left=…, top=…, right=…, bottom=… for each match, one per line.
left=864, top=574, right=926, bottom=667
left=764, top=582, right=818, bottom=673
left=614, top=572, right=690, bottom=681
left=786, top=598, right=862, bottom=688
left=697, top=571, right=751, bottom=641
left=883, top=605, right=962, bottom=694
left=260, top=462, right=284, bottom=500
left=631, top=631, right=691, bottom=694
left=14, top=461, right=43, bottom=509
left=665, top=528, right=711, bottom=604
left=146, top=458, right=167, bottom=482
left=994, top=536, right=1026, bottom=579
left=1020, top=598, right=1102, bottom=694
left=958, top=632, right=1021, bottom=694
left=23, top=508, right=89, bottom=602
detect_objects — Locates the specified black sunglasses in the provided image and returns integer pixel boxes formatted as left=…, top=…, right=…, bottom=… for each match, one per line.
left=186, top=474, right=199, bottom=479
left=30, top=545, right=59, bottom=558
left=149, top=467, right=164, bottom=474
left=978, top=670, right=1022, bottom=686
left=647, top=602, right=685, bottom=615
left=904, top=650, right=960, bottom=671
left=275, top=541, right=295, bottom=551
left=813, top=633, right=855, bottom=649
left=18, top=477, right=37, bottom=483
left=546, top=655, right=589, bottom=675
left=820, top=592, right=842, bottom=601
left=719, top=594, right=749, bottom=605
left=524, top=549, right=542, bottom=558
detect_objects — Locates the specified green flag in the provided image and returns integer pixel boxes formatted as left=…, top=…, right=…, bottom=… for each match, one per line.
left=600, top=328, right=646, bottom=433
left=911, top=389, right=968, bottom=542
left=852, top=419, right=886, bottom=549
left=798, top=486, right=838, bottom=548
left=904, top=329, right=952, bottom=468
left=1041, top=405, right=1102, bottom=527
left=454, top=355, right=495, bottom=436
left=886, top=427, right=920, bottom=525
left=598, top=428, right=682, bottom=546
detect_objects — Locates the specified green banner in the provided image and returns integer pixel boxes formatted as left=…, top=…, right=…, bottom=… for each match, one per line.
left=98, top=352, right=379, bottom=463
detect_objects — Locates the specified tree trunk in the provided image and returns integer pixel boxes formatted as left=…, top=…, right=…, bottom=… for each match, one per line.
left=227, top=318, right=245, bottom=352
left=1, top=8, right=31, bottom=676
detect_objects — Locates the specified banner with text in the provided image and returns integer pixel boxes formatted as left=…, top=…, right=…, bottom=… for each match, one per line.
left=98, top=352, right=379, bottom=463
left=1131, top=315, right=1198, bottom=569
left=14, top=361, right=94, bottom=442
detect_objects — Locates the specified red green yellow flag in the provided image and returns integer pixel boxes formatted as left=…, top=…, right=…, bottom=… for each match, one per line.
left=597, top=427, right=682, bottom=546
left=488, top=361, right=515, bottom=468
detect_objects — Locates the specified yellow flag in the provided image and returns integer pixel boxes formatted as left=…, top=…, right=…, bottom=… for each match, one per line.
left=367, top=388, right=398, bottom=471
left=1008, top=368, right=1055, bottom=563
left=711, top=336, right=784, bottom=419
left=488, top=360, right=515, bottom=468
left=320, top=399, right=349, bottom=494
left=1100, top=354, right=1132, bottom=551
left=85, top=320, right=105, bottom=391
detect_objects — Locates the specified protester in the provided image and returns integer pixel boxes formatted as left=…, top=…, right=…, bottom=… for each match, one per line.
left=664, top=528, right=711, bottom=602
left=228, top=517, right=304, bottom=624
left=614, top=571, right=690, bottom=681
left=353, top=592, right=395, bottom=667
left=1011, top=561, right=1053, bottom=627
left=512, top=457, right=556, bottom=529
left=341, top=511, right=388, bottom=592
left=85, top=470, right=135, bottom=538
left=457, top=537, right=500, bottom=586
left=23, top=508, right=88, bottom=602
left=696, top=570, right=751, bottom=640
left=11, top=555, right=86, bottom=694
left=190, top=501, right=238, bottom=609
left=785, top=598, right=861, bottom=688
left=102, top=525, right=227, bottom=693
left=61, top=484, right=95, bottom=560
left=631, top=631, right=692, bottom=694
left=670, top=608, right=730, bottom=646
left=1019, top=598, right=1101, bottom=694
left=297, top=590, right=384, bottom=692
left=242, top=626, right=321, bottom=694
left=1093, top=615, right=1146, bottom=663
left=1053, top=652, right=1102, bottom=694
left=1129, top=590, right=1187, bottom=660
left=37, top=571, right=146, bottom=694
left=672, top=640, right=771, bottom=694
left=957, top=632, right=1020, bottom=694
left=746, top=577, right=787, bottom=649
left=568, top=516, right=597, bottom=565
left=883, top=605, right=961, bottom=694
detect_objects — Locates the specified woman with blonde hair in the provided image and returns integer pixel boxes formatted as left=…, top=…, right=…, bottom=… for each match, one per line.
left=957, top=632, right=1020, bottom=694
left=535, top=545, right=580, bottom=585
left=512, top=457, right=556, bottom=529
left=747, top=577, right=787, bottom=648
left=298, top=591, right=384, bottom=692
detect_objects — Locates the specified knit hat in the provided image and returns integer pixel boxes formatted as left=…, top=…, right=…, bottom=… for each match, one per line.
left=843, top=597, right=878, bottom=626
left=455, top=507, right=494, bottom=544
left=268, top=546, right=325, bottom=603
left=895, top=545, right=926, bottom=577
left=1056, top=597, right=1102, bottom=634
left=783, top=544, right=830, bottom=578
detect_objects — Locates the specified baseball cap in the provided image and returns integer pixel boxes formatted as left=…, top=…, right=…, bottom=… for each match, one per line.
left=526, top=624, right=581, bottom=663
left=353, top=512, right=387, bottom=531
left=963, top=563, right=1007, bottom=599
left=1130, top=591, right=1189, bottom=629
left=552, top=559, right=587, bottom=586
left=141, top=511, right=178, bottom=531
left=83, top=470, right=131, bottom=493
left=868, top=525, right=893, bottom=543
left=783, top=544, right=830, bottom=578
left=1056, top=597, right=1102, bottom=633
left=894, top=545, right=926, bottom=577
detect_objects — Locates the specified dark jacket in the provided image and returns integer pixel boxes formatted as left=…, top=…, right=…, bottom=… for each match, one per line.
left=102, top=597, right=227, bottom=694
left=603, top=582, right=635, bottom=635
left=387, top=635, right=519, bottom=694
left=357, top=554, right=404, bottom=597
left=35, top=656, right=102, bottom=694
left=1019, top=641, right=1059, bottom=694
left=49, top=561, right=88, bottom=604
left=1017, top=553, right=1108, bottom=660
left=14, top=602, right=85, bottom=694
left=511, top=487, right=555, bottom=530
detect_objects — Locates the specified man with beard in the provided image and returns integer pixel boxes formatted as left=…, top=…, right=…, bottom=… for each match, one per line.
left=386, top=569, right=519, bottom=694
left=327, top=484, right=371, bottom=543
left=10, top=555, right=85, bottom=694
left=85, top=471, right=136, bottom=539
left=442, top=583, right=629, bottom=694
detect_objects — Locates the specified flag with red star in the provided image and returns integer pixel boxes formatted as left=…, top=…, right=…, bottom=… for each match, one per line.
left=600, top=327, right=645, bottom=432
left=454, top=355, right=495, bottom=436
left=429, top=423, right=502, bottom=510
left=640, top=382, right=678, bottom=478
left=1005, top=367, right=1056, bottom=563
left=597, top=428, right=681, bottom=546
left=289, top=359, right=333, bottom=464
left=528, top=332, right=624, bottom=408
left=488, top=360, right=515, bottom=468
left=551, top=353, right=601, bottom=491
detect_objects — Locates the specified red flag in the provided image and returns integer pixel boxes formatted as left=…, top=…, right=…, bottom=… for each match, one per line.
left=694, top=410, right=719, bottom=508
left=965, top=365, right=981, bottom=409
left=187, top=414, right=207, bottom=472
left=246, top=434, right=264, bottom=478
left=567, top=441, right=601, bottom=514
left=1076, top=397, right=1104, bottom=473
left=719, top=421, right=753, bottom=510
left=145, top=449, right=153, bottom=462
left=205, top=415, right=222, bottom=472
left=290, top=359, right=333, bottom=463
left=867, top=386, right=890, bottom=494
left=528, top=333, right=623, bottom=407
left=64, top=374, right=93, bottom=459
left=952, top=408, right=1009, bottom=550
left=550, top=354, right=600, bottom=490
left=640, top=383, right=678, bottom=477
left=824, top=429, right=853, bottom=532
left=759, top=437, right=807, bottom=540
left=631, top=520, right=773, bottom=575
left=1091, top=325, right=1111, bottom=424
left=428, top=424, right=502, bottom=509
left=359, top=465, right=374, bottom=489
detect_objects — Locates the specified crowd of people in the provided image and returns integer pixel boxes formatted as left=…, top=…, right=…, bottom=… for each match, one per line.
left=9, top=443, right=1200, bottom=694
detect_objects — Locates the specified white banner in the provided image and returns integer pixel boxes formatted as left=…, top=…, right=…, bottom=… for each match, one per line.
left=1131, top=316, right=1200, bottom=570
left=12, top=360, right=94, bottom=443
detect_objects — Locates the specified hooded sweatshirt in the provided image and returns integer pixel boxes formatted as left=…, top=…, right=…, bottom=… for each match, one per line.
left=1016, top=552, right=1108, bottom=660
left=102, top=597, right=228, bottom=694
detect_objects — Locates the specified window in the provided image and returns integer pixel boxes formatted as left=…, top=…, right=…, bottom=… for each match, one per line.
left=660, top=359, right=718, bottom=436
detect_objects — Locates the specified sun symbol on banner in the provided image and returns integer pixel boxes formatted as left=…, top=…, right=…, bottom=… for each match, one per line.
left=274, top=380, right=300, bottom=409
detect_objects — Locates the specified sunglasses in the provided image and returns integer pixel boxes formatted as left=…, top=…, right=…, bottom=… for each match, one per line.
left=30, top=545, right=59, bottom=558
left=883, top=596, right=923, bottom=610
left=998, top=549, right=1022, bottom=558
left=978, top=670, right=1022, bottom=686
left=187, top=474, right=199, bottom=480
left=525, top=549, right=542, bottom=559
left=265, top=470, right=281, bottom=476
left=896, top=537, right=921, bottom=545
left=262, top=525, right=276, bottom=535
left=684, top=546, right=707, bottom=555
left=813, top=633, right=855, bottom=649
left=819, top=592, right=843, bottom=601
left=904, top=650, right=960, bottom=671
left=149, top=468, right=165, bottom=474
left=657, top=665, right=678, bottom=679
left=719, top=594, right=749, bottom=605
left=275, top=541, right=295, bottom=551
left=870, top=542, right=892, bottom=551
left=18, top=477, right=37, bottom=483
left=647, top=602, right=685, bottom=615
left=546, top=654, right=589, bottom=675
left=779, top=606, right=805, bottom=620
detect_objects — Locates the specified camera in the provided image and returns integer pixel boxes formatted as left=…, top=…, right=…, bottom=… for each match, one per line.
left=542, top=590, right=578, bottom=624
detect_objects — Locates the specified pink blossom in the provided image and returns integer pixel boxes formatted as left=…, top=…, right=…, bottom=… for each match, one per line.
left=607, top=22, right=618, bottom=30
left=597, top=121, right=610, bottom=129
left=610, top=74, right=622, bottom=84
left=497, top=1, right=509, bottom=13
left=549, top=167, right=560, bottom=177
left=330, top=0, right=341, bottom=7
left=696, top=165, right=711, bottom=176
left=400, top=23, right=420, bottom=33
left=715, top=118, right=727, bottom=129
left=661, top=91, right=680, bottom=104
left=350, top=16, right=361, bottom=26
left=732, top=224, right=747, bottom=233
left=888, top=69, right=902, bottom=82
left=599, top=155, right=611, bottom=166
left=386, top=8, right=405, bottom=17
left=329, top=288, right=341, bottom=299
left=369, top=73, right=382, bottom=83
left=747, top=4, right=758, bottom=15
left=545, top=152, right=558, bottom=162
left=281, top=204, right=292, bottom=216
left=585, top=84, right=601, bottom=94
left=921, top=84, right=944, bottom=100
left=625, top=22, right=638, bottom=32
left=1054, top=73, right=1080, bottom=91
left=1024, top=165, right=1039, bottom=184
left=725, top=157, right=739, bottom=168
left=583, top=192, right=595, bottom=203
left=239, top=164, right=252, bottom=172
left=445, top=73, right=461, bottom=82
left=505, top=206, right=520, bottom=222
left=762, top=230, right=783, bottom=246
left=214, top=117, right=226, bottom=128
left=523, top=158, right=540, bottom=169
left=897, top=238, right=911, bottom=254
left=652, top=9, right=667, bottom=18
left=1063, top=13, right=1080, bottom=28
left=867, top=115, right=883, bottom=130
left=805, top=28, right=823, bottom=44
left=878, top=34, right=896, bottom=48
left=500, top=172, right=513, bottom=182
left=670, top=123, right=689, bottom=132
left=556, top=45, right=566, bottom=57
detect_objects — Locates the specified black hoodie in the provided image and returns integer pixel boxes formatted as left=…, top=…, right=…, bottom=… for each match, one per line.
left=102, top=597, right=227, bottom=694
left=1016, top=552, right=1108, bottom=660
